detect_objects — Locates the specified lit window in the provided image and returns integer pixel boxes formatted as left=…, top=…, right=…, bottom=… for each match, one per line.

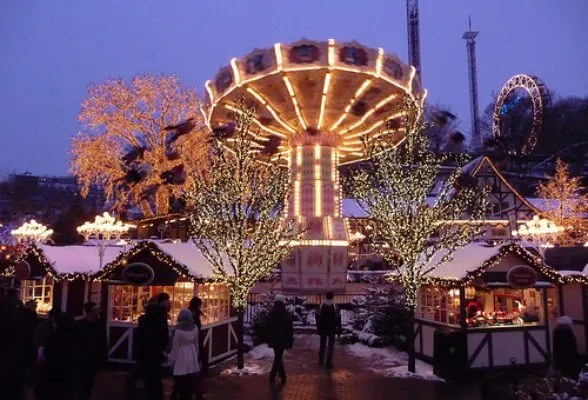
left=21, top=277, right=54, bottom=314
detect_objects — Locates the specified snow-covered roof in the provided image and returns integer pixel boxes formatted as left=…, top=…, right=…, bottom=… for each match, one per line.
left=38, top=244, right=123, bottom=275
left=151, top=241, right=216, bottom=279
left=342, top=198, right=438, bottom=218
left=424, top=243, right=504, bottom=279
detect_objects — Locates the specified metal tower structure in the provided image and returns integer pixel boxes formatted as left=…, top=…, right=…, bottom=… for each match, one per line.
left=406, top=0, right=422, bottom=81
left=463, top=16, right=481, bottom=150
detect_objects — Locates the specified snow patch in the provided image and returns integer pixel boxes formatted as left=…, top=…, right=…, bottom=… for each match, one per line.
left=344, top=342, right=442, bottom=381
left=222, top=364, right=268, bottom=376
left=248, top=344, right=275, bottom=360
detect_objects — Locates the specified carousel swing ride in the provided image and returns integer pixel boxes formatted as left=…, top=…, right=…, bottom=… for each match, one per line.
left=202, top=39, right=426, bottom=292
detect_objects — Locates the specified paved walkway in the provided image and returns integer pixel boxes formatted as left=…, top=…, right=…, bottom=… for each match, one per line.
left=24, top=335, right=482, bottom=399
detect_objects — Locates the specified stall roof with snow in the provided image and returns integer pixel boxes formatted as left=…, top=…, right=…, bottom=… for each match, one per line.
left=3, top=244, right=124, bottom=281
left=94, top=240, right=216, bottom=284
left=390, top=243, right=563, bottom=287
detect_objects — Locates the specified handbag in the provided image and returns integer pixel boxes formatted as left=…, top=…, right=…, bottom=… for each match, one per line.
left=193, top=373, right=209, bottom=394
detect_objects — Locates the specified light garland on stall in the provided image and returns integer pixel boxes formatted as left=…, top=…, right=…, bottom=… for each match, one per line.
left=9, top=244, right=91, bottom=282
left=93, top=241, right=211, bottom=283
left=386, top=243, right=565, bottom=287
left=349, top=95, right=490, bottom=311
left=183, top=101, right=299, bottom=310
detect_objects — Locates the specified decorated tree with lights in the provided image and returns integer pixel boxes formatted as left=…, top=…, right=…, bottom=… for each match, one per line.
left=350, top=96, right=489, bottom=372
left=184, top=102, right=297, bottom=369
left=538, top=158, right=588, bottom=245
left=71, top=74, right=209, bottom=218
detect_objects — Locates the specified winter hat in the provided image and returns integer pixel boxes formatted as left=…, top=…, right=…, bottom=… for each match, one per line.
left=274, top=294, right=285, bottom=303
left=178, top=308, right=192, bottom=322
left=557, top=315, right=573, bottom=326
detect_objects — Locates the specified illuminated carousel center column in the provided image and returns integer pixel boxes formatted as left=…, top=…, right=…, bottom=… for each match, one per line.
left=281, top=131, right=348, bottom=293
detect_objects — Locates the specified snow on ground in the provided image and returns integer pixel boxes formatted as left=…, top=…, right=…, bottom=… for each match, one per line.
left=221, top=343, right=276, bottom=376
left=344, top=342, right=442, bottom=381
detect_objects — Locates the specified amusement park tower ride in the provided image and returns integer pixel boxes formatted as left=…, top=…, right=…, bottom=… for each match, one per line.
left=463, top=17, right=481, bottom=150
left=406, top=0, right=422, bottom=82
left=203, top=39, right=425, bottom=293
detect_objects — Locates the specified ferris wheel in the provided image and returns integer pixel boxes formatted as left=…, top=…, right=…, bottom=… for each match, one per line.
left=492, top=74, right=550, bottom=155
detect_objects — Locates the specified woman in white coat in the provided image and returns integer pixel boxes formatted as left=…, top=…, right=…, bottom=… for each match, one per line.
left=170, top=308, right=200, bottom=400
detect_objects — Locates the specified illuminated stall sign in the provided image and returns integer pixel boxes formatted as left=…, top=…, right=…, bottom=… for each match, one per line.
left=507, top=265, right=538, bottom=289
left=122, top=262, right=155, bottom=286
left=13, top=260, right=31, bottom=281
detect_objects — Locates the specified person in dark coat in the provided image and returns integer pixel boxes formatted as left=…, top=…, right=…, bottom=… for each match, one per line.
left=126, top=297, right=155, bottom=396
left=553, top=315, right=579, bottom=378
left=0, top=289, right=25, bottom=400
left=75, top=301, right=107, bottom=400
left=141, top=292, right=170, bottom=400
left=21, top=300, right=39, bottom=389
left=316, top=292, right=341, bottom=369
left=35, top=312, right=76, bottom=400
left=266, top=294, right=293, bottom=385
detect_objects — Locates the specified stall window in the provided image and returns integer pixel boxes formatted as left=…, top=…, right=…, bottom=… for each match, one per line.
left=467, top=287, right=546, bottom=328
left=21, top=277, right=54, bottom=314
left=419, top=286, right=459, bottom=325
left=110, top=282, right=230, bottom=324
left=198, top=283, right=231, bottom=325
left=111, top=285, right=151, bottom=322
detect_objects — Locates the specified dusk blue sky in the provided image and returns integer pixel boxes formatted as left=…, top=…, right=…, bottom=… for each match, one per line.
left=1, top=1, right=587, bottom=176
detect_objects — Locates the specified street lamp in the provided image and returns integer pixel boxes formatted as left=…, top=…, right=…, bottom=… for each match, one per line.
left=11, top=220, right=54, bottom=245
left=511, top=215, right=564, bottom=259
left=77, top=212, right=135, bottom=268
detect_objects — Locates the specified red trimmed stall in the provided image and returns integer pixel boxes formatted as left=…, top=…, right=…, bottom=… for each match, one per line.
left=94, top=241, right=238, bottom=364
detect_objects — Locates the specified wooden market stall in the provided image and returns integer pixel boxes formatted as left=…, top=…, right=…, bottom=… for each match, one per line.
left=412, top=243, right=563, bottom=371
left=93, top=240, right=238, bottom=365
left=1, top=244, right=121, bottom=317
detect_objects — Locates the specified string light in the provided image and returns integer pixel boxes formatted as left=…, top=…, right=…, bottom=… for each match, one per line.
left=349, top=95, right=490, bottom=312
left=11, top=220, right=53, bottom=245
left=183, top=101, right=299, bottom=310
left=511, top=215, right=564, bottom=259
left=94, top=240, right=212, bottom=283
left=77, top=212, right=135, bottom=269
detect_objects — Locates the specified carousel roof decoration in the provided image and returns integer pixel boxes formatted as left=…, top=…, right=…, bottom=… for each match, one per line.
left=202, top=38, right=427, bottom=166
left=94, top=240, right=216, bottom=283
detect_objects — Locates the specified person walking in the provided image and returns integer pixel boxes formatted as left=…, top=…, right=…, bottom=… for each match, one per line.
left=189, top=296, right=208, bottom=376
left=75, top=302, right=107, bottom=400
left=35, top=312, right=76, bottom=400
left=553, top=315, right=579, bottom=378
left=126, top=297, right=156, bottom=397
left=266, top=294, right=293, bottom=385
left=316, top=292, right=341, bottom=369
left=142, top=292, right=170, bottom=400
left=171, top=296, right=207, bottom=400
left=169, top=309, right=201, bottom=400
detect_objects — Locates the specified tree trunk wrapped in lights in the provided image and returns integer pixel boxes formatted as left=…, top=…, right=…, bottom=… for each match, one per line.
left=350, top=96, right=489, bottom=373
left=70, top=74, right=209, bottom=218
left=184, top=101, right=298, bottom=369
left=537, top=158, right=588, bottom=246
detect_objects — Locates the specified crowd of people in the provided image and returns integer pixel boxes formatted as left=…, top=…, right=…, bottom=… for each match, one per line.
left=0, top=289, right=207, bottom=400
left=0, top=289, right=107, bottom=400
